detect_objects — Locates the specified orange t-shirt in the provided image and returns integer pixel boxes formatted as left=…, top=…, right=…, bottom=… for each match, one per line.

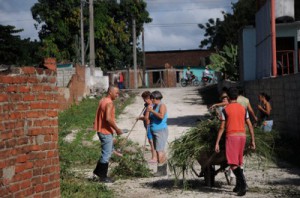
left=220, top=103, right=249, bottom=135
left=93, top=97, right=115, bottom=135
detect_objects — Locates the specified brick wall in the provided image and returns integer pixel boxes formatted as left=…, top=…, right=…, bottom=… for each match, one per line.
left=0, top=67, right=60, bottom=197
left=57, top=65, right=86, bottom=110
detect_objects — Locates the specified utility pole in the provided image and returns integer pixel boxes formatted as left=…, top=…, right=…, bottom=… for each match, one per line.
left=142, top=27, right=146, bottom=86
left=80, top=0, right=85, bottom=67
left=132, top=17, right=138, bottom=89
left=89, top=0, right=95, bottom=75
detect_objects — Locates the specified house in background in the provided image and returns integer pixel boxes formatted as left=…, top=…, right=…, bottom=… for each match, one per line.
left=239, top=0, right=300, bottom=138
left=145, top=49, right=214, bottom=86
left=240, top=0, right=300, bottom=81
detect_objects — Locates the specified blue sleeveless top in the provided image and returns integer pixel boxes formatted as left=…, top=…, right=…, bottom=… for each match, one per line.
left=149, top=103, right=168, bottom=132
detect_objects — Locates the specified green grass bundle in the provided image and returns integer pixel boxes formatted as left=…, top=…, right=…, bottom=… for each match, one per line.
left=110, top=138, right=152, bottom=179
left=169, top=116, right=277, bottom=180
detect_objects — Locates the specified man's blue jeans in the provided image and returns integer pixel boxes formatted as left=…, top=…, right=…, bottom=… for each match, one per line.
left=97, top=132, right=113, bottom=163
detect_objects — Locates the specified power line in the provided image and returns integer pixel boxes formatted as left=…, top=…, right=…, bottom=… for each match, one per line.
left=0, top=19, right=35, bottom=23
left=150, top=6, right=231, bottom=12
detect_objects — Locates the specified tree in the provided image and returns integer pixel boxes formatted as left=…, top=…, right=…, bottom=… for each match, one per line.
left=208, top=44, right=239, bottom=81
left=198, top=0, right=256, bottom=50
left=31, top=0, right=152, bottom=71
left=31, top=0, right=81, bottom=62
left=198, top=0, right=256, bottom=81
left=0, top=25, right=41, bottom=65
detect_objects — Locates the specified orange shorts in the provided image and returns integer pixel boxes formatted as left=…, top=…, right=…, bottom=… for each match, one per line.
left=226, top=136, right=246, bottom=166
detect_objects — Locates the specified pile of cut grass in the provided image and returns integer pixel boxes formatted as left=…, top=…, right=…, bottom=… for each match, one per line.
left=110, top=137, right=152, bottom=179
left=169, top=115, right=278, bottom=181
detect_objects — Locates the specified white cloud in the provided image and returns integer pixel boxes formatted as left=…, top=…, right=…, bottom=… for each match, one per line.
left=0, top=0, right=238, bottom=49
left=139, top=0, right=238, bottom=51
left=0, top=0, right=39, bottom=40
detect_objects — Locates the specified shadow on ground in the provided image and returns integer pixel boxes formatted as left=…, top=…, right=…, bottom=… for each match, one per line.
left=167, top=115, right=211, bottom=127
left=143, top=178, right=227, bottom=193
left=197, top=85, right=220, bottom=108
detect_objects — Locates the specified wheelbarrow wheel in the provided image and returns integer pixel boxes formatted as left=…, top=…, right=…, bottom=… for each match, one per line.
left=204, top=165, right=215, bottom=187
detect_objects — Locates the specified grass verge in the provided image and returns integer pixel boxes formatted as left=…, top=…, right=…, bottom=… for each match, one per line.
left=58, top=91, right=136, bottom=197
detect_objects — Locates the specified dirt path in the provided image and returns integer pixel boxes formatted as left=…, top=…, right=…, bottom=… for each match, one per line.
left=107, top=87, right=300, bottom=198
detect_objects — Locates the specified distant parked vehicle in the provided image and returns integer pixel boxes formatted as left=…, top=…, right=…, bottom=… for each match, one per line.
left=201, top=75, right=217, bottom=86
left=180, top=75, right=200, bottom=87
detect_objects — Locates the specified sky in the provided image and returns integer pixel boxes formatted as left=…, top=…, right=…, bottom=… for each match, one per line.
left=0, top=0, right=238, bottom=51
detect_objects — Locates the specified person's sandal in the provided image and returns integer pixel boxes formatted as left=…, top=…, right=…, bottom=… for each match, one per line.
left=148, top=159, right=157, bottom=164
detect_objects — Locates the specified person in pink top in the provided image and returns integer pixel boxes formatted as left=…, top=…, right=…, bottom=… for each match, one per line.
left=93, top=85, right=123, bottom=183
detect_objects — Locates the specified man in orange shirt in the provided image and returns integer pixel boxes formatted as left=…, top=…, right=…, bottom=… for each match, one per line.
left=215, top=87, right=255, bottom=196
left=93, top=85, right=123, bottom=183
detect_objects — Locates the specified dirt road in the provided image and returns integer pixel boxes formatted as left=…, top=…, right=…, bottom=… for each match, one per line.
left=108, top=87, right=300, bottom=198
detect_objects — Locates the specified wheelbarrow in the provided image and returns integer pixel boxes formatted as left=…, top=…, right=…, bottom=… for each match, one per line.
left=191, top=150, right=229, bottom=187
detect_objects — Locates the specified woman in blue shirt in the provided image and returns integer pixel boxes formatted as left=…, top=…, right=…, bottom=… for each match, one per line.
left=145, top=90, right=168, bottom=176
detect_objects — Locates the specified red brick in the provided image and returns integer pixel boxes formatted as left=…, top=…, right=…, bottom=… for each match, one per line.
left=5, top=139, right=17, bottom=148
left=33, top=168, right=42, bottom=176
left=23, top=94, right=35, bottom=101
left=13, top=76, right=28, bottom=84
left=41, top=103, right=50, bottom=109
left=34, top=194, right=42, bottom=198
left=0, top=150, right=11, bottom=158
left=32, top=85, right=43, bottom=92
left=9, top=112, right=22, bottom=119
left=0, top=123, right=4, bottom=131
left=16, top=155, right=28, bottom=163
left=41, top=175, right=49, bottom=183
left=6, top=85, right=18, bottom=92
left=1, top=131, right=13, bottom=139
left=0, top=161, right=5, bottom=169
left=0, top=76, right=14, bottom=83
left=48, top=103, right=59, bottom=109
left=15, top=164, right=26, bottom=173
left=25, top=162, right=33, bottom=169
left=15, top=121, right=25, bottom=128
left=28, top=128, right=42, bottom=136
left=10, top=94, right=22, bottom=101
left=16, top=104, right=28, bottom=110
left=19, top=86, right=30, bottom=93
left=35, top=184, right=44, bottom=193
left=30, top=103, right=43, bottom=109
left=20, top=179, right=31, bottom=189
left=14, top=171, right=33, bottom=182
left=6, top=158, right=16, bottom=166
left=22, top=67, right=36, bottom=74
left=47, top=151, right=54, bottom=157
left=8, top=183, right=20, bottom=193
left=37, top=94, right=48, bottom=100
left=30, top=145, right=40, bottom=151
left=42, top=192, right=51, bottom=198
left=24, top=187, right=34, bottom=197
left=27, top=77, right=39, bottom=83
left=32, top=176, right=42, bottom=185
left=0, top=94, right=8, bottom=102
left=46, top=111, right=58, bottom=117
left=3, top=103, right=14, bottom=111
left=26, top=111, right=40, bottom=118
left=43, top=85, right=52, bottom=91
left=17, top=136, right=28, bottom=144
